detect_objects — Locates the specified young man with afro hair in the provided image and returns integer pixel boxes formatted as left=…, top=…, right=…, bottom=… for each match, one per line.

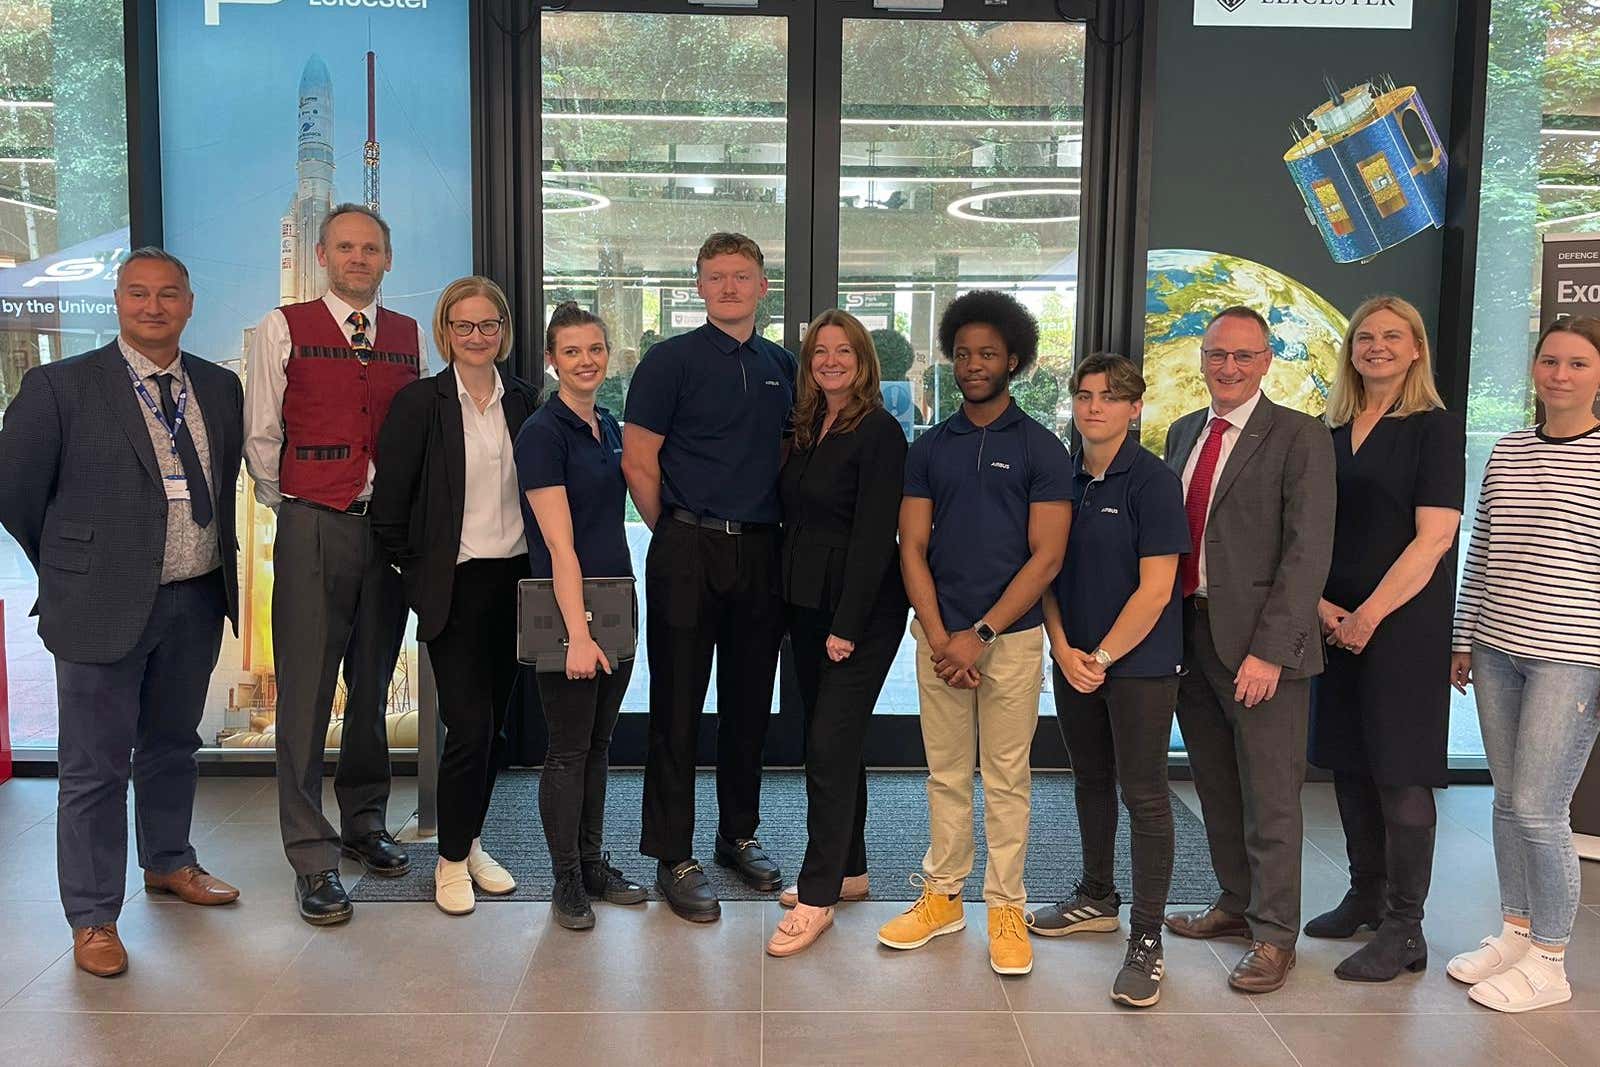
left=878, top=290, right=1072, bottom=976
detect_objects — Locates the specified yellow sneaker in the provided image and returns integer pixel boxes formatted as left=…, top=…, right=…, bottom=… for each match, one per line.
left=877, top=880, right=966, bottom=950
left=989, top=905, right=1033, bottom=975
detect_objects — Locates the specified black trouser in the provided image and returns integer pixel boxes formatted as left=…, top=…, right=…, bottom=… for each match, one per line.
left=537, top=661, right=633, bottom=873
left=1332, top=772, right=1437, bottom=924
left=272, top=500, right=408, bottom=875
left=1177, top=598, right=1309, bottom=949
left=640, top=516, right=786, bottom=864
left=1053, top=668, right=1179, bottom=935
left=54, top=570, right=225, bottom=928
left=425, top=555, right=528, bottom=862
left=789, top=604, right=905, bottom=907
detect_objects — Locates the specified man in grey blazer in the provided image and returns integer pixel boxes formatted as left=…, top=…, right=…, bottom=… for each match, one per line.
left=0, top=249, right=243, bottom=977
left=1159, top=306, right=1335, bottom=994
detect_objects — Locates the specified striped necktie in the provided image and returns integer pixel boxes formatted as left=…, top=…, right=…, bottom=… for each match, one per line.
left=1180, top=417, right=1230, bottom=598
left=346, top=310, right=372, bottom=353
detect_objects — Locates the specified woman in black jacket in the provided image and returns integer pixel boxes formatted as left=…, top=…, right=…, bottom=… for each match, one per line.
left=371, top=275, right=539, bottom=916
left=766, top=309, right=908, bottom=958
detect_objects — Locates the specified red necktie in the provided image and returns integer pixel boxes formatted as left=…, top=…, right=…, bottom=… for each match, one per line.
left=1180, top=417, right=1229, bottom=598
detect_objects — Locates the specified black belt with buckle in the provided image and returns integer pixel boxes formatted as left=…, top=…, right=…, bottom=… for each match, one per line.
left=669, top=508, right=771, bottom=535
left=1188, top=594, right=1208, bottom=611
left=300, top=498, right=370, bottom=517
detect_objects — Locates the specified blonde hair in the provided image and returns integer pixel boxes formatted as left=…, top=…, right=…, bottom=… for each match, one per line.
left=1325, top=295, right=1444, bottom=427
left=792, top=309, right=883, bottom=452
left=433, top=276, right=514, bottom=364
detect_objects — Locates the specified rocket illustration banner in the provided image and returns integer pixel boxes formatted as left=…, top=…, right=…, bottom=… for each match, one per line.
left=156, top=1, right=472, bottom=367
left=149, top=1, right=471, bottom=750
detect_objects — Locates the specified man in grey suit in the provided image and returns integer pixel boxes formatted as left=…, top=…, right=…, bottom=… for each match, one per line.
left=0, top=249, right=243, bottom=978
left=1159, top=306, right=1335, bottom=994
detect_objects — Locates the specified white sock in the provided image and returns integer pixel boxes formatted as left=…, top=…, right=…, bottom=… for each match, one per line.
left=1529, top=945, right=1566, bottom=978
left=469, top=837, right=484, bottom=857
left=1501, top=921, right=1531, bottom=947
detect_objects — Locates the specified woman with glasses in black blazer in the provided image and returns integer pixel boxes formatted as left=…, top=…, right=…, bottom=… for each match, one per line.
left=372, top=276, right=539, bottom=916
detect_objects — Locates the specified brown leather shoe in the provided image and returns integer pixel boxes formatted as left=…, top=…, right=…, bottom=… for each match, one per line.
left=143, top=864, right=240, bottom=906
left=1229, top=941, right=1296, bottom=993
left=1164, top=903, right=1251, bottom=940
left=73, top=923, right=128, bottom=978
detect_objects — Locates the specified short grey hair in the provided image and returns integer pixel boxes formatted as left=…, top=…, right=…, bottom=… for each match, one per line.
left=318, top=203, right=392, bottom=254
left=119, top=246, right=190, bottom=287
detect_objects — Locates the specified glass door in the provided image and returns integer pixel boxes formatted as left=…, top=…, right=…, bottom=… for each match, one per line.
left=815, top=3, right=1087, bottom=757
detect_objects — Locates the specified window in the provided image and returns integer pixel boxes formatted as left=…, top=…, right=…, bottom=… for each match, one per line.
left=1460, top=0, right=1600, bottom=758
left=0, top=0, right=130, bottom=751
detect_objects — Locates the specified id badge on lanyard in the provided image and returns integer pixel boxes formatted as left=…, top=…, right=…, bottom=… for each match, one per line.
left=124, top=360, right=191, bottom=502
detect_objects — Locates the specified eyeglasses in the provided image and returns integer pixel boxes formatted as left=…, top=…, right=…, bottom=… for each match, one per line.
left=447, top=318, right=504, bottom=338
left=1200, top=347, right=1268, bottom=368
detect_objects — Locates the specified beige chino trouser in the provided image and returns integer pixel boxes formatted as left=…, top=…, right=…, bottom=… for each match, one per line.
left=912, top=618, right=1044, bottom=908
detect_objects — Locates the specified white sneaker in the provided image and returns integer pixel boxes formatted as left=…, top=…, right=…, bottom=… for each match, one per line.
left=467, top=841, right=516, bottom=895
left=1447, top=933, right=1529, bottom=984
left=435, top=857, right=475, bottom=915
left=1468, top=957, right=1572, bottom=1013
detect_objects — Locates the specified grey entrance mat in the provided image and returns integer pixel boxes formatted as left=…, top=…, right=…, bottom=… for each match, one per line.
left=350, top=768, right=1221, bottom=905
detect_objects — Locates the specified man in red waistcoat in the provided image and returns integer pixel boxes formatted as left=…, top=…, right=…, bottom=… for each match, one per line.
left=244, top=204, right=428, bottom=925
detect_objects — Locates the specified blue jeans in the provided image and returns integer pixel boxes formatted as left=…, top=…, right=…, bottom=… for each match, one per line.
left=1473, top=642, right=1600, bottom=946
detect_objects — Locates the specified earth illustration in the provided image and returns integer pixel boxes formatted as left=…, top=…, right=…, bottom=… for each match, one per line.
left=1140, top=248, right=1348, bottom=451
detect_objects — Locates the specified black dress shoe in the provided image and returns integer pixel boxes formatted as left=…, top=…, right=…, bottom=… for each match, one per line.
left=583, top=851, right=648, bottom=906
left=340, top=829, right=410, bottom=877
left=657, top=859, right=721, bottom=923
left=296, top=870, right=353, bottom=926
left=713, top=834, right=781, bottom=892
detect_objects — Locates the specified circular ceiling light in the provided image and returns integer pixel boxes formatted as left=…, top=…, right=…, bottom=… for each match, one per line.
left=542, top=187, right=611, bottom=215
left=946, top=187, right=1079, bottom=224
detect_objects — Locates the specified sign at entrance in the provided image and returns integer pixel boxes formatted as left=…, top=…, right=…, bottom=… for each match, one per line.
left=1194, top=0, right=1412, bottom=29
left=661, top=288, right=708, bottom=336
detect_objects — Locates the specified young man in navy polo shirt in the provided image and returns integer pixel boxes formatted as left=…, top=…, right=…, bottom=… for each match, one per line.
left=621, top=233, right=797, bottom=922
left=878, top=290, right=1072, bottom=976
left=1030, top=354, right=1189, bottom=1008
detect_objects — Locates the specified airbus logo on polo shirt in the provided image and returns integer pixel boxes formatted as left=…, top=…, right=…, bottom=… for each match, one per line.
left=1100, top=506, right=1120, bottom=514
left=765, top=379, right=782, bottom=386
left=990, top=460, right=1011, bottom=470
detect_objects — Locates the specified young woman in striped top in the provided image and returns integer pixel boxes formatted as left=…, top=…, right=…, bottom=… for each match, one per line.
left=1448, top=316, right=1600, bottom=1013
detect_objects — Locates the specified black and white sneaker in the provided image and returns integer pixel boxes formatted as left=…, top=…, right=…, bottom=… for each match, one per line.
left=583, top=851, right=648, bottom=906
left=1027, top=882, right=1122, bottom=937
left=1111, top=932, right=1165, bottom=1008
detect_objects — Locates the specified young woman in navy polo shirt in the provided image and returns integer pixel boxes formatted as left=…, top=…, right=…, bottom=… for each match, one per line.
left=514, top=303, right=648, bottom=930
left=1030, top=354, right=1190, bottom=1008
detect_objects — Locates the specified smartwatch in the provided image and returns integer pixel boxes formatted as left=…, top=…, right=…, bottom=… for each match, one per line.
left=974, top=620, right=998, bottom=645
left=1091, top=647, right=1113, bottom=668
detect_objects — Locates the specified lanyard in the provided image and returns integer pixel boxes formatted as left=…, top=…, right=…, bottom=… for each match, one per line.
left=122, top=358, right=188, bottom=457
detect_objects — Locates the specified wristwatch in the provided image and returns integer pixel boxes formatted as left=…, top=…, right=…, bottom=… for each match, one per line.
left=1091, top=647, right=1114, bottom=668
left=973, top=620, right=998, bottom=645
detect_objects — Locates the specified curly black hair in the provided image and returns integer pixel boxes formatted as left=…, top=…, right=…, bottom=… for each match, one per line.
left=937, top=290, right=1039, bottom=379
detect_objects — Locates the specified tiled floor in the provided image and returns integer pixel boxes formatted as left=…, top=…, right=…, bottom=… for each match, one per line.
left=1, top=776, right=1596, bottom=1066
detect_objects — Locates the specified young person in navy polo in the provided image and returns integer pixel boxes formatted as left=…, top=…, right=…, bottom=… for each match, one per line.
left=1030, top=354, right=1190, bottom=1009
left=516, top=302, right=649, bottom=930
left=877, top=290, right=1071, bottom=978
left=244, top=204, right=429, bottom=926
left=621, top=233, right=797, bottom=922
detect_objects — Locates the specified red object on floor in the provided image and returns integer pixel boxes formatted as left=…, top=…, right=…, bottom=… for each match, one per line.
left=0, top=600, right=10, bottom=783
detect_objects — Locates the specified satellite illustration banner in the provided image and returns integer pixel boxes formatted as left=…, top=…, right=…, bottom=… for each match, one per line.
left=1194, top=0, right=1413, bottom=29
left=141, top=0, right=472, bottom=751
left=1142, top=3, right=1454, bottom=450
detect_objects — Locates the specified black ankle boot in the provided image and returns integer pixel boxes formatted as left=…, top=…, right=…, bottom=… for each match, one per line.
left=1304, top=889, right=1384, bottom=938
left=1334, top=919, right=1426, bottom=982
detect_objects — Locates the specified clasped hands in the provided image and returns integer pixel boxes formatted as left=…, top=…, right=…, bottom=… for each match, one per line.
left=930, top=629, right=984, bottom=689
left=1318, top=598, right=1376, bottom=655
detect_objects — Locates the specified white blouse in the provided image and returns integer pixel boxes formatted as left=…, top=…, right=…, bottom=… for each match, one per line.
left=455, top=366, right=527, bottom=563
